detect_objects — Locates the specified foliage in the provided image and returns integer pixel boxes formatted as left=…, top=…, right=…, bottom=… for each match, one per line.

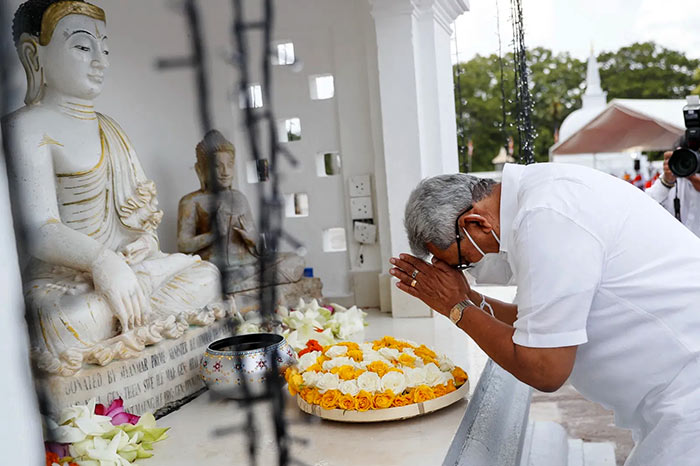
left=454, top=42, right=700, bottom=172
left=598, top=42, right=699, bottom=99
left=454, top=48, right=585, bottom=171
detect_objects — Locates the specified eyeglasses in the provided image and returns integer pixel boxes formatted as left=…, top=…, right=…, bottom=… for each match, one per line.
left=454, top=204, right=474, bottom=270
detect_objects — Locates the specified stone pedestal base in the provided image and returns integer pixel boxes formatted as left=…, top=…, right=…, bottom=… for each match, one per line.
left=232, top=277, right=323, bottom=314
left=38, top=319, right=235, bottom=418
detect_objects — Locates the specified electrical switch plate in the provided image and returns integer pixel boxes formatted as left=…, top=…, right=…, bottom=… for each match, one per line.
left=350, top=197, right=373, bottom=220
left=348, top=175, right=371, bottom=197
left=354, top=221, right=377, bottom=244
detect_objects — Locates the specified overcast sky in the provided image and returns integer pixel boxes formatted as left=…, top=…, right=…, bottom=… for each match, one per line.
left=451, top=0, right=700, bottom=63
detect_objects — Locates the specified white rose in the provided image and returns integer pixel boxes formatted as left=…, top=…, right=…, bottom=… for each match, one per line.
left=359, top=342, right=373, bottom=352
left=339, top=379, right=360, bottom=396
left=362, top=350, right=383, bottom=363
left=381, top=371, right=408, bottom=396
left=302, top=371, right=320, bottom=388
left=402, top=348, right=416, bottom=358
left=297, top=351, right=320, bottom=372
left=325, top=345, right=348, bottom=358
left=404, top=367, right=427, bottom=387
left=378, top=347, right=400, bottom=361
left=356, top=371, right=382, bottom=393
left=437, top=354, right=455, bottom=372
left=316, top=372, right=340, bottom=392
left=424, top=363, right=443, bottom=386
left=322, top=356, right=354, bottom=371
left=439, top=371, right=455, bottom=386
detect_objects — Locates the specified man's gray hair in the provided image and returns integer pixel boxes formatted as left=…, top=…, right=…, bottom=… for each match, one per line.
left=404, top=174, right=497, bottom=258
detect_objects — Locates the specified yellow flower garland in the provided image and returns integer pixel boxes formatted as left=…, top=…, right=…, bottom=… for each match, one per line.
left=285, top=336, right=468, bottom=411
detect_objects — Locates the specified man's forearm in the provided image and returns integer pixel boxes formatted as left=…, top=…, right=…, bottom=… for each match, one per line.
left=453, top=304, right=573, bottom=392
left=467, top=289, right=518, bottom=326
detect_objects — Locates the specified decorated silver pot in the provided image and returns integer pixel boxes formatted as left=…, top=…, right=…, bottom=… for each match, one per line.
left=200, top=333, right=297, bottom=399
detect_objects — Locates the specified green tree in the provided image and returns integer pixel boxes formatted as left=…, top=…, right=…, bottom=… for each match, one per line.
left=454, top=48, right=585, bottom=171
left=454, top=42, right=700, bottom=172
left=597, top=42, right=700, bottom=99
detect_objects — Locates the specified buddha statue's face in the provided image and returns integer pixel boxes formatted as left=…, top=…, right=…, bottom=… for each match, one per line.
left=214, top=151, right=235, bottom=190
left=40, top=14, right=109, bottom=100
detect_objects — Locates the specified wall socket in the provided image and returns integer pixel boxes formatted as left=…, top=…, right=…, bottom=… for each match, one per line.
left=354, top=221, right=377, bottom=244
left=348, top=174, right=371, bottom=197
left=350, top=196, right=373, bottom=220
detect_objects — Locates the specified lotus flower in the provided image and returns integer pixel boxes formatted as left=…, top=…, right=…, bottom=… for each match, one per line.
left=94, top=398, right=140, bottom=426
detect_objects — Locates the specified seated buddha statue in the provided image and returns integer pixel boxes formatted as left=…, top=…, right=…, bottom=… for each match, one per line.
left=3, top=0, right=226, bottom=376
left=177, top=130, right=304, bottom=294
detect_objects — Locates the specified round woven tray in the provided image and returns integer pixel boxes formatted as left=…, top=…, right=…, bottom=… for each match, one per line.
left=296, top=380, right=469, bottom=423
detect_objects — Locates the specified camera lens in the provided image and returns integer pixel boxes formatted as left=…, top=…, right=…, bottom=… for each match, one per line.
left=669, top=148, right=700, bottom=177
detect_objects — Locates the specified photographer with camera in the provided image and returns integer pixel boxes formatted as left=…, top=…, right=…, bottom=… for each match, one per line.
left=646, top=97, right=700, bottom=237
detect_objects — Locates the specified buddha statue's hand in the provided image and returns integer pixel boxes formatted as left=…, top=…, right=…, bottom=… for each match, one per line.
left=119, top=235, right=157, bottom=265
left=91, top=248, right=151, bottom=331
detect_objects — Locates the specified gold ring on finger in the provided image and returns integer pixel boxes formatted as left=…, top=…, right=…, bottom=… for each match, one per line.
left=410, top=279, right=417, bottom=288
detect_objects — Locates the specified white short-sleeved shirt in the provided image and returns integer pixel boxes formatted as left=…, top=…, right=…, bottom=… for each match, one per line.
left=500, top=163, right=700, bottom=437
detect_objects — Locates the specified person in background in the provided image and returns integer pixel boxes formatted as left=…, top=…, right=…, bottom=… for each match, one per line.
left=646, top=148, right=700, bottom=237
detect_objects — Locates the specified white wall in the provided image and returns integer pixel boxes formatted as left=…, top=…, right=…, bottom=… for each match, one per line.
left=49, top=0, right=385, bottom=300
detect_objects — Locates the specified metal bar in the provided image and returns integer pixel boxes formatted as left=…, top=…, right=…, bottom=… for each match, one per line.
left=442, top=359, right=532, bottom=466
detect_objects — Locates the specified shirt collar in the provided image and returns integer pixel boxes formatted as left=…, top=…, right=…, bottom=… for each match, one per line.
left=499, top=163, right=525, bottom=254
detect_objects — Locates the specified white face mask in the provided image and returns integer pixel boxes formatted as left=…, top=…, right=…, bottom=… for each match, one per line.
left=462, top=226, right=500, bottom=261
left=461, top=227, right=513, bottom=285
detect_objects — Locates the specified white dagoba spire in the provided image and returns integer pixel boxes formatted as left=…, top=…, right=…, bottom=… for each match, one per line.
left=582, top=44, right=607, bottom=108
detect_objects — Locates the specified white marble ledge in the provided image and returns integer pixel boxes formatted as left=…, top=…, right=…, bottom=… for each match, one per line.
left=147, top=307, right=493, bottom=466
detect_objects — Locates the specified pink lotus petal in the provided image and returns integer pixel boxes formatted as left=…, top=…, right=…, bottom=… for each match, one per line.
left=94, top=403, right=106, bottom=416
left=126, top=413, right=140, bottom=425
left=45, top=441, right=70, bottom=458
left=110, top=411, right=132, bottom=425
left=105, top=398, right=125, bottom=417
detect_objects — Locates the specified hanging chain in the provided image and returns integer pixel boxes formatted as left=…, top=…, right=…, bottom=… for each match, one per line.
left=510, top=0, right=536, bottom=164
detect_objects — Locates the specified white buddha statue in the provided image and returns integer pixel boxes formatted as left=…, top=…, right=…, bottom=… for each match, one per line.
left=3, top=0, right=226, bottom=376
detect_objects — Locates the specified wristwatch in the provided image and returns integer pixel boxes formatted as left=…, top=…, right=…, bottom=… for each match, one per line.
left=449, top=298, right=475, bottom=325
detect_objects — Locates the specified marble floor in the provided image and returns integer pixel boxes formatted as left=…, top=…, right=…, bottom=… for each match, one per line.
left=530, top=383, right=634, bottom=466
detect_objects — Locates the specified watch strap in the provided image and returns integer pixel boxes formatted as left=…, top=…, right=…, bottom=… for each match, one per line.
left=449, top=298, right=475, bottom=324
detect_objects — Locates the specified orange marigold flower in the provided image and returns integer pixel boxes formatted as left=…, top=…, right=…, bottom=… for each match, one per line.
left=397, top=353, right=416, bottom=368
left=320, top=390, right=341, bottom=410
left=336, top=365, right=357, bottom=381
left=452, top=367, right=468, bottom=385
left=392, top=393, right=413, bottom=407
left=413, top=384, right=436, bottom=403
left=355, top=390, right=373, bottom=411
left=433, top=384, right=448, bottom=398
left=300, top=388, right=316, bottom=405
left=338, top=393, right=356, bottom=410
left=338, top=341, right=360, bottom=351
left=306, top=363, right=323, bottom=373
left=287, top=371, right=303, bottom=396
left=347, top=349, right=364, bottom=362
left=316, top=355, right=330, bottom=365
left=367, top=360, right=389, bottom=377
left=373, top=390, right=395, bottom=409
left=46, top=452, right=60, bottom=466
left=415, top=345, right=437, bottom=360
left=446, top=380, right=457, bottom=393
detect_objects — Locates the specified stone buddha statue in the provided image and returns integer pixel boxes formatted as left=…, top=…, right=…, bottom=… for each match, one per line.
left=177, top=130, right=304, bottom=294
left=3, top=0, right=226, bottom=376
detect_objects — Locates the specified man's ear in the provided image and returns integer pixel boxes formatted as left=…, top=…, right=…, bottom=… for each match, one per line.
left=462, top=213, right=493, bottom=234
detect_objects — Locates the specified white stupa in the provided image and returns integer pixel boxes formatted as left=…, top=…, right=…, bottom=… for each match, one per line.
left=551, top=48, right=642, bottom=176
left=558, top=48, right=608, bottom=141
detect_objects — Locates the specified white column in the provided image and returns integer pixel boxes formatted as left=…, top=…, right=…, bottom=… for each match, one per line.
left=370, top=0, right=468, bottom=317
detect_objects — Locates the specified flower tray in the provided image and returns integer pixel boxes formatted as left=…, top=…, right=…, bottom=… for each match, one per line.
left=296, top=378, right=469, bottom=423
